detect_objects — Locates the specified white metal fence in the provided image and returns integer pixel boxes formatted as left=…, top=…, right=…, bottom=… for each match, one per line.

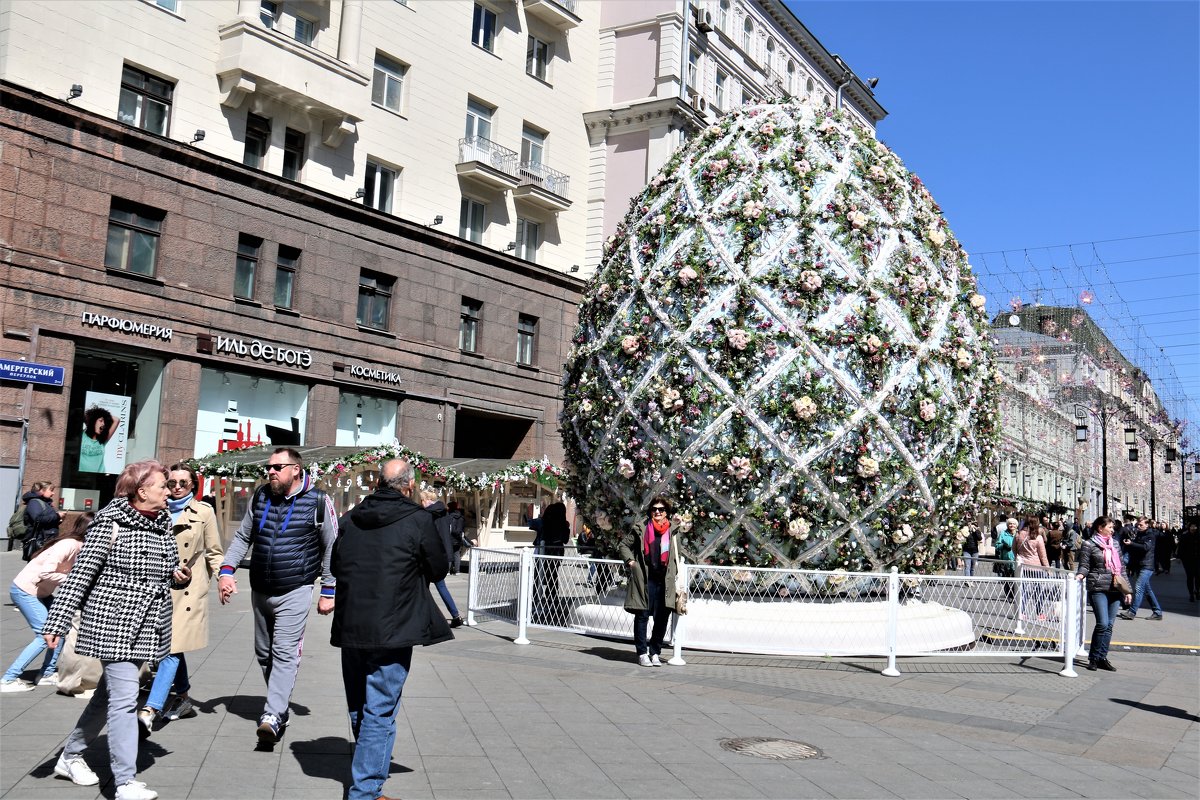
left=466, top=548, right=1084, bottom=677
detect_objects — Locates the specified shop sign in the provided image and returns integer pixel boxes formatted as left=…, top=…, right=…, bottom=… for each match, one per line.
left=81, top=311, right=173, bottom=341
left=0, top=359, right=65, bottom=387
left=213, top=335, right=313, bottom=369
left=347, top=363, right=402, bottom=385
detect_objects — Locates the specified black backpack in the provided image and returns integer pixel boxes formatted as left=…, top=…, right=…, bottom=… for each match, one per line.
left=21, top=499, right=53, bottom=561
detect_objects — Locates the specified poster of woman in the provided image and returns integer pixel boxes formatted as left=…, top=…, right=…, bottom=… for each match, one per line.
left=78, top=392, right=128, bottom=474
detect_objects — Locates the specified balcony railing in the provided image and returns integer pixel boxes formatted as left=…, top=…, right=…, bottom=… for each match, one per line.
left=523, top=0, right=581, bottom=29
left=516, top=160, right=569, bottom=198
left=458, top=136, right=518, bottom=176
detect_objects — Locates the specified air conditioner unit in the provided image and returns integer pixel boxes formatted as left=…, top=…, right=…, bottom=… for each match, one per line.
left=690, top=94, right=707, bottom=113
left=693, top=6, right=714, bottom=33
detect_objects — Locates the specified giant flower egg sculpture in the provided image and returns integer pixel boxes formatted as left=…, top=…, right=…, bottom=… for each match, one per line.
left=561, top=102, right=998, bottom=572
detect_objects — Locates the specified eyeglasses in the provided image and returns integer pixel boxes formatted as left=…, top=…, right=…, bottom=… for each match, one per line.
left=166, top=480, right=191, bottom=489
left=650, top=507, right=668, bottom=514
left=265, top=463, right=298, bottom=472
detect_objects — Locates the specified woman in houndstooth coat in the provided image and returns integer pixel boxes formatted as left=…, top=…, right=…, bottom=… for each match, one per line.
left=40, top=461, right=191, bottom=800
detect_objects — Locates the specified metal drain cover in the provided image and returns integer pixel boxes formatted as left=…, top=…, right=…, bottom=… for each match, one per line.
left=720, top=737, right=822, bottom=760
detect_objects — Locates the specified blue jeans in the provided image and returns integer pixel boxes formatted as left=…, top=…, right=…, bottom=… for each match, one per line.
left=434, top=580, right=459, bottom=619
left=633, top=575, right=671, bottom=657
left=145, top=653, right=190, bottom=712
left=1128, top=568, right=1161, bottom=616
left=342, top=647, right=412, bottom=800
left=1088, top=592, right=1122, bottom=662
left=4, top=584, right=63, bottom=680
left=962, top=553, right=978, bottom=576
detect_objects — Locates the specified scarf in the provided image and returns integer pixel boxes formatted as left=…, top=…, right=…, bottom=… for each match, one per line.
left=93, top=495, right=171, bottom=536
left=643, top=521, right=671, bottom=565
left=1094, top=533, right=1122, bottom=576
left=168, top=493, right=193, bottom=523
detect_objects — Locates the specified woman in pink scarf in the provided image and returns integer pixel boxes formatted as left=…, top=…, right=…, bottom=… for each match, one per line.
left=618, top=496, right=681, bottom=667
left=1075, top=516, right=1133, bottom=671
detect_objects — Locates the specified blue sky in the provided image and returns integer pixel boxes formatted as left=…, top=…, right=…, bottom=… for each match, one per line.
left=789, top=0, right=1200, bottom=437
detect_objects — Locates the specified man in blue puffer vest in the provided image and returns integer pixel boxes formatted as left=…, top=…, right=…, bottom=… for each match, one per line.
left=218, top=447, right=337, bottom=744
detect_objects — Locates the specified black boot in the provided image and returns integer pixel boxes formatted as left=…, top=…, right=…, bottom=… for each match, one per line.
left=1096, top=659, right=1116, bottom=671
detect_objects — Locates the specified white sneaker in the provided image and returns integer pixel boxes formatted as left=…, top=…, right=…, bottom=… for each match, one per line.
left=638, top=654, right=653, bottom=667
left=38, top=672, right=59, bottom=686
left=650, top=654, right=663, bottom=667
left=0, top=678, right=34, bottom=693
left=116, top=780, right=158, bottom=800
left=54, top=752, right=99, bottom=786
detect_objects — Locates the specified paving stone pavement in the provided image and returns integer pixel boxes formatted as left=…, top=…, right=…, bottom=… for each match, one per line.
left=0, top=550, right=1196, bottom=799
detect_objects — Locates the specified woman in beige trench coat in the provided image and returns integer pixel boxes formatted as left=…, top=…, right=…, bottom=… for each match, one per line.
left=138, top=462, right=223, bottom=732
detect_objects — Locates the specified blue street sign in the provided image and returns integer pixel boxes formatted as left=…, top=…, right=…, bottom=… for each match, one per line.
left=0, top=359, right=65, bottom=387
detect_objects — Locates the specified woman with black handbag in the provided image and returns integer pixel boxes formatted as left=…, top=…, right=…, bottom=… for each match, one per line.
left=1075, top=516, right=1133, bottom=672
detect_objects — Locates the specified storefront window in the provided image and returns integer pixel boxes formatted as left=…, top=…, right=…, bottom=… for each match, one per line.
left=194, top=368, right=309, bottom=456
left=336, top=391, right=398, bottom=447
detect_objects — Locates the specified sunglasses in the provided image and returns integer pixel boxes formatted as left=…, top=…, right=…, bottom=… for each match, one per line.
left=166, top=480, right=191, bottom=489
left=650, top=507, right=668, bottom=514
left=265, top=463, right=298, bottom=472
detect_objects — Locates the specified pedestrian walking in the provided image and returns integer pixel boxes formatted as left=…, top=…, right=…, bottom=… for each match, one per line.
left=331, top=458, right=452, bottom=800
left=1015, top=517, right=1050, bottom=619
left=961, top=523, right=981, bottom=576
left=535, top=501, right=570, bottom=624
left=217, top=447, right=337, bottom=744
left=41, top=460, right=191, bottom=800
left=419, top=489, right=464, bottom=628
left=1, top=512, right=91, bottom=692
left=138, top=463, right=223, bottom=732
left=1119, top=517, right=1163, bottom=621
left=1075, top=515, right=1132, bottom=672
left=1177, top=522, right=1199, bottom=602
left=19, top=481, right=64, bottom=560
left=619, top=496, right=681, bottom=667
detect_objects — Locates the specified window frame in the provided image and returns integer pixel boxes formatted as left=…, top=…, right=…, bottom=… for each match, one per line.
left=356, top=270, right=394, bottom=331
left=520, top=126, right=545, bottom=165
left=274, top=245, right=300, bottom=309
left=459, top=197, right=487, bottom=243
left=364, top=160, right=397, bottom=214
left=117, top=64, right=173, bottom=136
left=372, top=52, right=406, bottom=113
left=282, top=127, right=306, bottom=180
left=717, top=0, right=729, bottom=30
left=515, top=217, right=540, bottom=263
left=465, top=99, right=494, bottom=141
left=472, top=3, right=497, bottom=52
left=104, top=198, right=164, bottom=277
left=715, top=69, right=728, bottom=111
left=259, top=0, right=278, bottom=28
left=516, top=313, right=538, bottom=366
left=233, top=233, right=262, bottom=300
left=526, top=35, right=551, bottom=81
left=742, top=18, right=754, bottom=53
left=460, top=297, right=483, bottom=353
left=293, top=14, right=316, bottom=45
left=687, top=47, right=700, bottom=91
left=243, top=113, right=271, bottom=169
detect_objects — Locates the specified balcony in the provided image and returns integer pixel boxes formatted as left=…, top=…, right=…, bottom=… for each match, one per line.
left=457, top=137, right=520, bottom=191
left=217, top=19, right=369, bottom=146
left=522, top=0, right=581, bottom=30
left=512, top=161, right=571, bottom=212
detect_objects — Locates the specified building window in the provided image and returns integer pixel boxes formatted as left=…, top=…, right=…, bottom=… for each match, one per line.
left=233, top=234, right=261, bottom=299
left=718, top=0, right=729, bottom=30
left=372, top=53, right=406, bottom=113
left=357, top=270, right=393, bottom=330
left=293, top=14, right=315, bottom=45
left=715, top=69, right=727, bottom=111
left=517, top=314, right=537, bottom=366
left=787, top=60, right=796, bottom=94
left=516, top=218, right=539, bottom=263
left=742, top=89, right=753, bottom=107
left=459, top=198, right=486, bottom=243
left=687, top=47, right=700, bottom=91
left=765, top=38, right=775, bottom=70
left=117, top=65, right=173, bottom=135
left=364, top=160, right=396, bottom=213
left=259, top=0, right=277, bottom=28
left=153, top=0, right=179, bottom=12
left=464, top=99, right=493, bottom=141
left=472, top=3, right=496, bottom=52
left=460, top=298, right=482, bottom=352
left=806, top=76, right=814, bottom=95
left=104, top=199, right=163, bottom=276
left=742, top=18, right=754, bottom=53
left=243, top=114, right=271, bottom=169
left=282, top=128, right=305, bottom=180
left=520, top=126, right=545, bottom=165
left=526, top=36, right=550, bottom=81
left=275, top=245, right=299, bottom=308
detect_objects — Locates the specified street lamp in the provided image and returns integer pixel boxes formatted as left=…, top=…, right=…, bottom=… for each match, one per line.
left=1075, top=402, right=1111, bottom=516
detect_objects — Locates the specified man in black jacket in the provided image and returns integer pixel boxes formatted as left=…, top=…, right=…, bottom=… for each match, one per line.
left=331, top=458, right=451, bottom=800
left=1119, top=517, right=1163, bottom=621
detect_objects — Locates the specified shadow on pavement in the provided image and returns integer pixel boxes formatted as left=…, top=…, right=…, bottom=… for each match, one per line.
left=1111, top=698, right=1200, bottom=722
left=196, top=694, right=311, bottom=722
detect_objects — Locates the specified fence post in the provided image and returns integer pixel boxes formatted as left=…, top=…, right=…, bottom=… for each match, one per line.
left=668, top=562, right=687, bottom=666
left=1059, top=574, right=1079, bottom=678
left=882, top=566, right=901, bottom=677
left=1013, top=564, right=1026, bottom=636
left=466, top=547, right=479, bottom=627
left=515, top=546, right=533, bottom=645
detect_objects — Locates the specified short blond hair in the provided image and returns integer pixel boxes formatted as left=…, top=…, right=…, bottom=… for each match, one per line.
left=419, top=488, right=438, bottom=503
